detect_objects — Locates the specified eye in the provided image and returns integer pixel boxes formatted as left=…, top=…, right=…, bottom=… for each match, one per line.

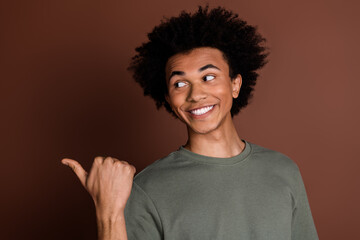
left=203, top=75, right=215, bottom=81
left=174, top=81, right=187, bottom=88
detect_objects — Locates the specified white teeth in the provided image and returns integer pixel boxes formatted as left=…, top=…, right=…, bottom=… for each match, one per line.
left=190, top=105, right=214, bottom=115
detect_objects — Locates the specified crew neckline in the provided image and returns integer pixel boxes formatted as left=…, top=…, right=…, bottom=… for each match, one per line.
left=177, top=139, right=252, bottom=165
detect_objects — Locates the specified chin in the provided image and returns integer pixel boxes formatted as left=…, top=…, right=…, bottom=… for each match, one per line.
left=187, top=122, right=220, bottom=135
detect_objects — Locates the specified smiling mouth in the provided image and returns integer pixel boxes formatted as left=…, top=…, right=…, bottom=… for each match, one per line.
left=188, top=105, right=215, bottom=116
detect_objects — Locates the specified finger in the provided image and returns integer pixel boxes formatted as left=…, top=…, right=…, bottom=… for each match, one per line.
left=130, top=165, right=136, bottom=174
left=86, top=156, right=104, bottom=187
left=111, top=157, right=121, bottom=162
left=127, top=164, right=137, bottom=175
left=61, top=158, right=88, bottom=187
left=103, top=156, right=114, bottom=165
left=119, top=160, right=129, bottom=165
left=117, top=160, right=136, bottom=173
left=94, top=156, right=104, bottom=165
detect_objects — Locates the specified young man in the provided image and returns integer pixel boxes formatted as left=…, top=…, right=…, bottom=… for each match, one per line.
left=62, top=6, right=319, bottom=240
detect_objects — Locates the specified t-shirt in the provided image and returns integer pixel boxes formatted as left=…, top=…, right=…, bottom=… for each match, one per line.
left=124, top=139, right=319, bottom=239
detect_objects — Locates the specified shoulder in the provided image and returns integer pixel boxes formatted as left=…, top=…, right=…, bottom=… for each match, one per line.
left=132, top=150, right=181, bottom=191
left=248, top=141, right=307, bottom=200
left=247, top=141, right=301, bottom=176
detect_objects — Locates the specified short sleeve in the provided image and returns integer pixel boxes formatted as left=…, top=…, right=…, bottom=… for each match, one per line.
left=124, top=182, right=163, bottom=240
left=291, top=167, right=319, bottom=240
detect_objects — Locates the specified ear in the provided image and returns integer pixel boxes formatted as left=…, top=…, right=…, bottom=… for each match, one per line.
left=231, top=74, right=242, bottom=98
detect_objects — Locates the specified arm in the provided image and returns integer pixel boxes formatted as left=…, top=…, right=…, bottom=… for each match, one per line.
left=97, top=213, right=127, bottom=240
left=291, top=167, right=319, bottom=240
left=61, top=156, right=136, bottom=240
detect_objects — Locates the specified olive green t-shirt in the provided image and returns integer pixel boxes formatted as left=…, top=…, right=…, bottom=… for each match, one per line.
left=124, top=140, right=318, bottom=239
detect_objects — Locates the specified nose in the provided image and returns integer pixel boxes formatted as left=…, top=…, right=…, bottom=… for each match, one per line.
left=186, top=83, right=207, bottom=102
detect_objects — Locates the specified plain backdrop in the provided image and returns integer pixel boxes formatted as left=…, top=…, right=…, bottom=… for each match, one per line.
left=1, top=0, right=359, bottom=239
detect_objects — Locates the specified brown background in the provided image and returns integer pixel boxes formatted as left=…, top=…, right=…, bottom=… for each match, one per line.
left=1, top=0, right=359, bottom=239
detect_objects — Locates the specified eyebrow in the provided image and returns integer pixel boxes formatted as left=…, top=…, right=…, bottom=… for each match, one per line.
left=168, top=64, right=221, bottom=82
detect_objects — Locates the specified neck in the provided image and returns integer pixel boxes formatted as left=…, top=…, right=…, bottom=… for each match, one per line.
left=184, top=114, right=245, bottom=158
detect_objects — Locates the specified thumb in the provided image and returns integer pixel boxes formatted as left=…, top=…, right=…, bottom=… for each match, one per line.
left=61, top=158, right=88, bottom=188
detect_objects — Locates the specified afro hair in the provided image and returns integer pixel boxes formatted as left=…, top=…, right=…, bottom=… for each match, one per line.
left=128, top=5, right=268, bottom=117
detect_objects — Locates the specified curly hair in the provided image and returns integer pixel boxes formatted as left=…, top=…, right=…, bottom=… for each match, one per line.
left=128, top=5, right=268, bottom=117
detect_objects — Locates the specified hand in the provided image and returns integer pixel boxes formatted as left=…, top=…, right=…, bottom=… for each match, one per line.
left=61, top=156, right=136, bottom=221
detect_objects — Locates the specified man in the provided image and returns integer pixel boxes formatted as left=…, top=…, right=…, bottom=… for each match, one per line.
left=62, top=6, right=319, bottom=240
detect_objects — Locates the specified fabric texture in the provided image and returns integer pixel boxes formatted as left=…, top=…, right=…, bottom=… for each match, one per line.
left=124, top=140, right=319, bottom=239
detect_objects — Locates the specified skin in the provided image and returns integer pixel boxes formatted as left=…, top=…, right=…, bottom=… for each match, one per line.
left=61, top=156, right=135, bottom=240
left=61, top=46, right=245, bottom=239
left=165, top=47, right=245, bottom=157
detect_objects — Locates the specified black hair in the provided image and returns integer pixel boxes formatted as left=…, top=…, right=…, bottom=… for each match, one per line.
left=128, top=5, right=268, bottom=117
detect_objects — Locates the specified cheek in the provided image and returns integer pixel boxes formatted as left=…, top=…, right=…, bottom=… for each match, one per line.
left=168, top=93, right=188, bottom=121
left=168, top=92, right=185, bottom=110
left=214, top=84, right=233, bottom=104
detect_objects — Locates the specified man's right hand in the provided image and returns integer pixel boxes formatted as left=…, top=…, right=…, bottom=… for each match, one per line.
left=61, top=156, right=136, bottom=221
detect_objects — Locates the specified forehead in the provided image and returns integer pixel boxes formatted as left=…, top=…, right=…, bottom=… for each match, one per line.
left=165, top=47, right=229, bottom=76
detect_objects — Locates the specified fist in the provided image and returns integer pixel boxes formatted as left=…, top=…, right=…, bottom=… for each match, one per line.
left=61, top=156, right=136, bottom=220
